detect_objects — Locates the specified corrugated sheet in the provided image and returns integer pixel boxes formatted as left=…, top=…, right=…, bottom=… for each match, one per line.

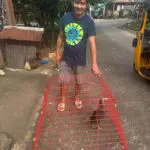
left=0, top=27, right=43, bottom=42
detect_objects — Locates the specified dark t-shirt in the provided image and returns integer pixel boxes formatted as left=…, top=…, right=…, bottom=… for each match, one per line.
left=60, top=12, right=96, bottom=66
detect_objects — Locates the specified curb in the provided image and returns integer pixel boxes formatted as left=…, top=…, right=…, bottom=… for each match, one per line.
left=11, top=94, right=44, bottom=150
left=118, top=26, right=137, bottom=36
left=94, top=18, right=130, bottom=23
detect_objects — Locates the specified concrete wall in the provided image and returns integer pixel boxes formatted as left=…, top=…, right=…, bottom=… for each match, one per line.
left=0, top=48, right=4, bottom=68
left=4, top=41, right=36, bottom=69
left=0, top=41, right=5, bottom=68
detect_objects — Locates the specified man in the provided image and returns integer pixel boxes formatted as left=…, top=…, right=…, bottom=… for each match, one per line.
left=56, top=0, right=101, bottom=111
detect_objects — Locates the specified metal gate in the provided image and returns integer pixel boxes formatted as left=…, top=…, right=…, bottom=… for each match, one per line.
left=34, top=72, right=128, bottom=150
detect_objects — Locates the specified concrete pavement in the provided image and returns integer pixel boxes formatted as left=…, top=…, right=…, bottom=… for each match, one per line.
left=0, top=19, right=150, bottom=150
left=0, top=70, right=50, bottom=149
left=95, top=19, right=150, bottom=150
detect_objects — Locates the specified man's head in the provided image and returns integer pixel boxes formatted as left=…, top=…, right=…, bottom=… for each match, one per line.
left=72, top=0, right=87, bottom=17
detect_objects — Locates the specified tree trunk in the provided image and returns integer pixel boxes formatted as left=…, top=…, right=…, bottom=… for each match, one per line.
left=49, top=31, right=55, bottom=49
left=51, top=31, right=54, bottom=48
left=21, top=13, right=28, bottom=26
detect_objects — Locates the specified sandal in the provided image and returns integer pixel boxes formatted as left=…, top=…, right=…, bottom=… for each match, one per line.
left=75, top=99, right=83, bottom=109
left=57, top=102, right=66, bottom=112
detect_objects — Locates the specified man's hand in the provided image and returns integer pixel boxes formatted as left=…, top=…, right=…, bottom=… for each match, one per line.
left=55, top=52, right=62, bottom=71
left=56, top=52, right=62, bottom=64
left=91, top=63, right=101, bottom=77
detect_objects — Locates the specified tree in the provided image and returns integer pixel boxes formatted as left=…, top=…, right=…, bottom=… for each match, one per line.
left=132, top=0, right=147, bottom=19
left=31, top=0, right=60, bottom=47
left=13, top=0, right=60, bottom=47
left=13, top=0, right=32, bottom=26
left=12, top=0, right=108, bottom=46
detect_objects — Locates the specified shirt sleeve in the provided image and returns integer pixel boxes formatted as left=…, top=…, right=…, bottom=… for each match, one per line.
left=87, top=17, right=96, bottom=37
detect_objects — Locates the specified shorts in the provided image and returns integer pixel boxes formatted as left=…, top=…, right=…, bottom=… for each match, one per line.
left=59, top=61, right=86, bottom=84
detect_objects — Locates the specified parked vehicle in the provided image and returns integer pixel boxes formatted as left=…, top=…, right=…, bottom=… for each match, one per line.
left=132, top=4, right=150, bottom=80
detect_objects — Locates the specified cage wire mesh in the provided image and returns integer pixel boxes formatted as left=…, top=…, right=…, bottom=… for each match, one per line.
left=34, top=72, right=128, bottom=150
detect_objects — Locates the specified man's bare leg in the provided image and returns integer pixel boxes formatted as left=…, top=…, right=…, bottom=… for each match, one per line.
left=75, top=83, right=80, bottom=99
left=57, top=83, right=68, bottom=111
left=75, top=83, right=83, bottom=108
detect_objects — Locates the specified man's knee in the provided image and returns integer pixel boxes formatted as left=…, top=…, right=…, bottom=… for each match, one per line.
left=59, top=73, right=72, bottom=84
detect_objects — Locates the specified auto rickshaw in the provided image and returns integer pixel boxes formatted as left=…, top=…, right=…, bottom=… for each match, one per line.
left=132, top=5, right=150, bottom=80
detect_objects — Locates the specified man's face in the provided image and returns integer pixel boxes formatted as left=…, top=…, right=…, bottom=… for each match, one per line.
left=73, top=0, right=87, bottom=17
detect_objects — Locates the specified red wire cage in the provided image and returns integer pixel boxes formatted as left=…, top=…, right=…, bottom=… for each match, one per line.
left=33, top=72, right=128, bottom=150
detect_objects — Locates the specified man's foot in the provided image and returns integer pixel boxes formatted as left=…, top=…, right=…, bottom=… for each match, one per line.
left=57, top=102, right=66, bottom=112
left=75, top=98, right=83, bottom=109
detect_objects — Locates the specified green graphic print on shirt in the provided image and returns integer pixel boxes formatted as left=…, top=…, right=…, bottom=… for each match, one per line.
left=64, top=23, right=84, bottom=46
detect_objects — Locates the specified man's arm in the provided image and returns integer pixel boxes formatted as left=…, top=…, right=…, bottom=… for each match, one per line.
left=88, top=35, right=97, bottom=65
left=56, top=31, right=63, bottom=66
left=88, top=35, right=101, bottom=76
